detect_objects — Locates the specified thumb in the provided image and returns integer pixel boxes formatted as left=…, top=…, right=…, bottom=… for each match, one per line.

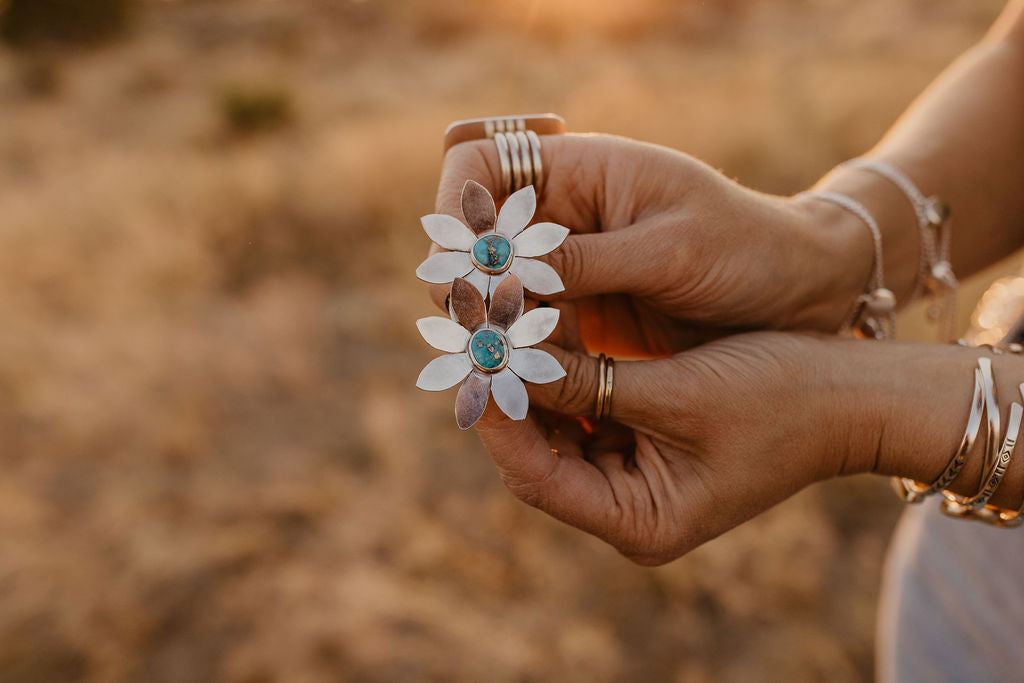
left=435, top=140, right=504, bottom=219
left=472, top=407, right=617, bottom=536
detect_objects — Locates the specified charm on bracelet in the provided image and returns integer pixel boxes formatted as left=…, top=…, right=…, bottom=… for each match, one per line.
left=416, top=180, right=568, bottom=299
left=415, top=275, right=565, bottom=430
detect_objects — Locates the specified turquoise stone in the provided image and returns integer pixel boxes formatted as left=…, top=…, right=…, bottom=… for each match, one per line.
left=472, top=234, right=512, bottom=273
left=469, top=329, right=507, bottom=371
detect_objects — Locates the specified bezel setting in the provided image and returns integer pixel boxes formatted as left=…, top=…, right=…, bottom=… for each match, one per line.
left=467, top=327, right=510, bottom=373
left=470, top=234, right=515, bottom=275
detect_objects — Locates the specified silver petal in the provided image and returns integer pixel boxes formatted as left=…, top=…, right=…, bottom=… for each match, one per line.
left=465, top=268, right=490, bottom=299
left=487, top=270, right=510, bottom=299
left=509, top=257, right=564, bottom=295
left=508, top=348, right=566, bottom=384
left=506, top=307, right=560, bottom=348
left=456, top=371, right=491, bottom=430
left=450, top=277, right=486, bottom=331
left=416, top=251, right=473, bottom=284
left=512, top=222, right=570, bottom=257
left=495, top=185, right=536, bottom=238
left=416, top=353, right=472, bottom=391
left=421, top=214, right=477, bottom=251
left=490, top=368, right=528, bottom=421
left=487, top=274, right=523, bottom=330
left=461, top=180, right=496, bottom=235
left=416, top=316, right=471, bottom=353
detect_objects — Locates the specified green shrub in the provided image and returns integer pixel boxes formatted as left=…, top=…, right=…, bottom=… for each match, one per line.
left=0, top=0, right=132, bottom=47
left=219, top=85, right=294, bottom=136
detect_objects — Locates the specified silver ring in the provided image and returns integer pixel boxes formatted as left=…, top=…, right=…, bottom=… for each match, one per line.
left=526, top=130, right=543, bottom=194
left=515, top=130, right=533, bottom=189
left=493, top=133, right=512, bottom=197
left=504, top=132, right=523, bottom=193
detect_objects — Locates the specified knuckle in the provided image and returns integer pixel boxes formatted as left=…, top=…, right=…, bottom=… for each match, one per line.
left=554, top=352, right=593, bottom=416
left=545, top=236, right=587, bottom=292
left=500, top=458, right=561, bottom=510
left=441, top=141, right=500, bottom=190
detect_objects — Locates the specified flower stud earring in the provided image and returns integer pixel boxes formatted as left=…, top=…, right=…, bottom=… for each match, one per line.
left=415, top=180, right=569, bottom=299
left=416, top=274, right=566, bottom=429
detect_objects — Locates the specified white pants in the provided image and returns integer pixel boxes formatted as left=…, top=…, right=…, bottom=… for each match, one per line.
left=878, top=503, right=1024, bottom=682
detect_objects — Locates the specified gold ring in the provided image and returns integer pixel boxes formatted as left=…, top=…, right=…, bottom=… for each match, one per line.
left=594, top=354, right=615, bottom=420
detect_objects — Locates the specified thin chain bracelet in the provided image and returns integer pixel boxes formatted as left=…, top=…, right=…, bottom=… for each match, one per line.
left=842, top=158, right=957, bottom=341
left=799, top=191, right=895, bottom=340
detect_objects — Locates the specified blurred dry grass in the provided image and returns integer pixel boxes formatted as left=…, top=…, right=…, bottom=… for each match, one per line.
left=0, top=0, right=1014, bottom=681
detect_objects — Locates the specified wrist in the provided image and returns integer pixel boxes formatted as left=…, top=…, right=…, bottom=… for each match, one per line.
left=787, top=164, right=923, bottom=332
left=785, top=194, right=874, bottom=331
left=830, top=340, right=1024, bottom=511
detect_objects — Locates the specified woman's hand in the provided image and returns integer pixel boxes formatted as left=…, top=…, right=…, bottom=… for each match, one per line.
left=470, top=333, right=1012, bottom=565
left=428, top=135, right=872, bottom=356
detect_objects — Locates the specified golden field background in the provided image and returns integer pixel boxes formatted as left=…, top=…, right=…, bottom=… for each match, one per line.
left=0, top=0, right=1016, bottom=681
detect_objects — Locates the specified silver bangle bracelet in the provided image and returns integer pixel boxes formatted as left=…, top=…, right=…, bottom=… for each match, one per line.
left=893, top=366, right=986, bottom=503
left=941, top=357, right=1005, bottom=511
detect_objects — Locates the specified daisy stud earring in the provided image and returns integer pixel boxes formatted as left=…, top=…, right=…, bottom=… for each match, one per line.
left=416, top=274, right=566, bottom=429
left=416, top=180, right=569, bottom=300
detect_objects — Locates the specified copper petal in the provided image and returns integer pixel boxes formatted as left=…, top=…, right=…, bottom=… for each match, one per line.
left=461, top=180, right=496, bottom=235
left=455, top=371, right=491, bottom=430
left=488, top=274, right=523, bottom=330
left=450, top=277, right=486, bottom=331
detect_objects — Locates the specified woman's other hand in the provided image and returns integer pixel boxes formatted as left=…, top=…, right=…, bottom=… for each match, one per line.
left=470, top=333, right=1002, bottom=565
left=428, top=135, right=871, bottom=356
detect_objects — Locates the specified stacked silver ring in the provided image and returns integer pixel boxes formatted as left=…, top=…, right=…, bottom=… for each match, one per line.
left=488, top=120, right=545, bottom=198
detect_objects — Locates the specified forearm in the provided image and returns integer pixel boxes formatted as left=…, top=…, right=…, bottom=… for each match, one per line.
left=812, top=1, right=1024, bottom=308
left=831, top=338, right=1024, bottom=512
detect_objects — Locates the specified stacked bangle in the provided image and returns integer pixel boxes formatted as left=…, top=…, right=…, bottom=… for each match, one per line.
left=895, top=343, right=1024, bottom=528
